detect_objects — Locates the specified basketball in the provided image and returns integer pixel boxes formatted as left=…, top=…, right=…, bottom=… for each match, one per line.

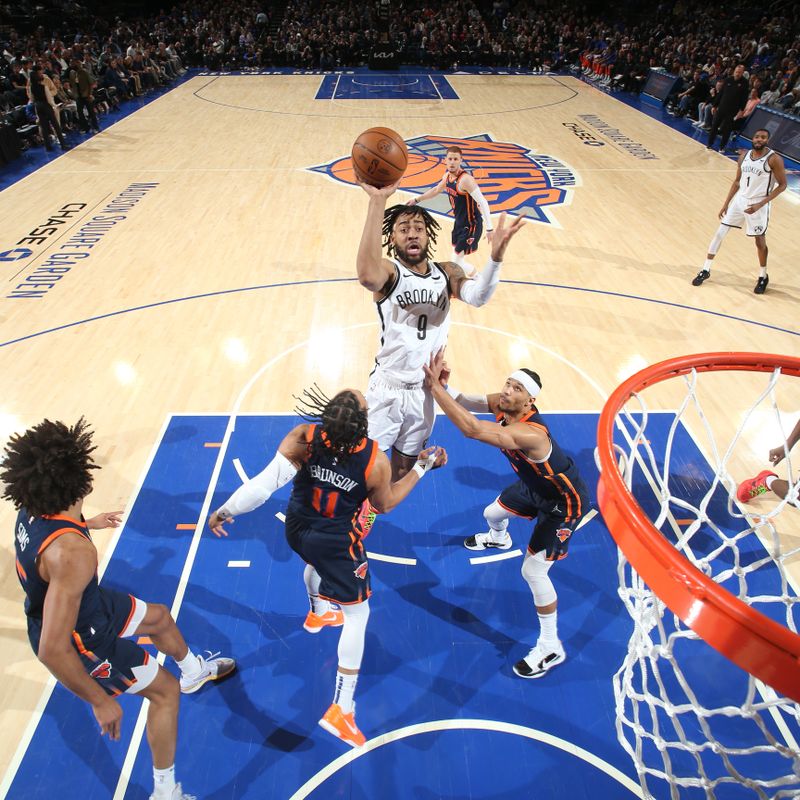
left=351, top=127, right=408, bottom=187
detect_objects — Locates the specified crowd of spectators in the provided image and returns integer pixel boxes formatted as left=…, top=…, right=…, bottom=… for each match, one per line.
left=1, top=0, right=798, bottom=160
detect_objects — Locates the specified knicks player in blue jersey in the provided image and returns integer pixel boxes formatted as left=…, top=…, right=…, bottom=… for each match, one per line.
left=406, top=145, right=495, bottom=277
left=2, top=419, right=235, bottom=800
left=424, top=351, right=591, bottom=680
left=208, top=387, right=446, bottom=747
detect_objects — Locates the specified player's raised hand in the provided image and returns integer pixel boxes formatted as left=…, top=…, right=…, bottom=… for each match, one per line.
left=358, top=180, right=401, bottom=199
left=208, top=511, right=234, bottom=538
left=423, top=348, right=447, bottom=387
left=417, top=445, right=448, bottom=471
left=490, top=213, right=526, bottom=262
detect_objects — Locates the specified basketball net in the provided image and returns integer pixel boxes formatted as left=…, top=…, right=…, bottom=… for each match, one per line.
left=596, top=354, right=800, bottom=799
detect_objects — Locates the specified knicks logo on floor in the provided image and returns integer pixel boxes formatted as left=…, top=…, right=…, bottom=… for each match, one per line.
left=308, top=133, right=580, bottom=226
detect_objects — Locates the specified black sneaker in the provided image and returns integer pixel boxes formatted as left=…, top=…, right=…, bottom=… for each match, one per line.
left=691, top=269, right=710, bottom=286
left=754, top=275, right=769, bottom=294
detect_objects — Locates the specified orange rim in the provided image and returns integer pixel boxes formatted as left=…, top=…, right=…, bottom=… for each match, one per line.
left=597, top=351, right=800, bottom=703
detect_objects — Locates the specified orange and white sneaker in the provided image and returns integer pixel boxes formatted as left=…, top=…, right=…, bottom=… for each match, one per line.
left=736, top=470, right=777, bottom=503
left=303, top=608, right=344, bottom=633
left=319, top=703, right=366, bottom=748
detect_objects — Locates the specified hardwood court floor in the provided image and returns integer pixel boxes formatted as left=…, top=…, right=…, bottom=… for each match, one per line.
left=0, top=73, right=798, bottom=794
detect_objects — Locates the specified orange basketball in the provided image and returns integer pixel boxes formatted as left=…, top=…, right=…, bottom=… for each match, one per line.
left=351, top=127, right=408, bottom=188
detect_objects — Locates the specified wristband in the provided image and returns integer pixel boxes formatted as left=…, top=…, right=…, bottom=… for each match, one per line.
left=412, top=462, right=427, bottom=479
left=413, top=450, right=438, bottom=478
left=217, top=507, right=232, bottom=520
left=445, top=384, right=460, bottom=400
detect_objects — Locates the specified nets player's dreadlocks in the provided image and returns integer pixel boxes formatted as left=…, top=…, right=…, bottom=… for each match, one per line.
left=382, top=204, right=440, bottom=258
left=1, top=418, right=100, bottom=518
left=294, top=385, right=369, bottom=463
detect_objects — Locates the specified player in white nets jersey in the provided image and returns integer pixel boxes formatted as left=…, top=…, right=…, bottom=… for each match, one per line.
left=356, top=180, right=526, bottom=484
left=692, top=128, right=787, bottom=294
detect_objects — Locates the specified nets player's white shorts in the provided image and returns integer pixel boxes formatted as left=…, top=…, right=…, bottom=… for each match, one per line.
left=721, top=194, right=770, bottom=236
left=366, top=374, right=435, bottom=457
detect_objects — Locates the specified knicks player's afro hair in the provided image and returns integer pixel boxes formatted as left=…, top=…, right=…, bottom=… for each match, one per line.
left=294, top=385, right=369, bottom=463
left=382, top=204, right=440, bottom=257
left=1, top=418, right=100, bottom=517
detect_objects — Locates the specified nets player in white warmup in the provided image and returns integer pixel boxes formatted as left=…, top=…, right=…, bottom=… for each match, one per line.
left=692, top=128, right=787, bottom=294
left=354, top=180, right=525, bottom=532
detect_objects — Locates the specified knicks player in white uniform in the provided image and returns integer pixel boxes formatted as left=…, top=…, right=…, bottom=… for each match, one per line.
left=356, top=180, right=526, bottom=488
left=692, top=127, right=787, bottom=294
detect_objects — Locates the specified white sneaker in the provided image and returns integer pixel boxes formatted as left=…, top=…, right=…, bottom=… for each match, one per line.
left=149, top=783, right=197, bottom=800
left=179, top=651, right=236, bottom=694
left=513, top=642, right=566, bottom=678
left=463, top=530, right=512, bottom=551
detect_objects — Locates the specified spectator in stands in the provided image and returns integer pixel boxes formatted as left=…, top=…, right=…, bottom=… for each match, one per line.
left=673, top=69, right=710, bottom=119
left=28, top=65, right=68, bottom=151
left=694, top=77, right=725, bottom=131
left=68, top=57, right=99, bottom=133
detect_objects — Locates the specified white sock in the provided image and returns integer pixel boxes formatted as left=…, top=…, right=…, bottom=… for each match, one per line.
left=309, top=594, right=330, bottom=616
left=766, top=475, right=777, bottom=490
left=334, top=671, right=358, bottom=714
left=176, top=649, right=202, bottom=678
left=759, top=266, right=767, bottom=278
left=489, top=525, right=510, bottom=541
left=703, top=258, right=713, bottom=271
left=152, top=765, right=176, bottom=798
left=537, top=610, right=559, bottom=647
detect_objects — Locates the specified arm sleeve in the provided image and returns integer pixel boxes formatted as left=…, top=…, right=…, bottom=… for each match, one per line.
left=445, top=384, right=490, bottom=413
left=468, top=187, right=493, bottom=230
left=458, top=258, right=502, bottom=307
left=218, top=452, right=298, bottom=517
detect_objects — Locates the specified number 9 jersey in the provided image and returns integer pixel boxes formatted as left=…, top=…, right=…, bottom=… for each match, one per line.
left=371, top=258, right=452, bottom=386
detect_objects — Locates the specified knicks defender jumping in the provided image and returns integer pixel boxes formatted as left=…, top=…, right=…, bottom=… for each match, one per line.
left=208, top=387, right=446, bottom=747
left=424, top=352, right=591, bottom=680
left=407, top=145, right=495, bottom=277
left=692, top=128, right=787, bottom=294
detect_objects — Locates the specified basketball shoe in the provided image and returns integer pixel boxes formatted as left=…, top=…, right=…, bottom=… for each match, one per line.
left=464, top=530, right=512, bottom=550
left=754, top=275, right=769, bottom=294
left=303, top=607, right=344, bottom=633
left=354, top=501, right=377, bottom=538
left=319, top=703, right=366, bottom=747
left=691, top=269, right=711, bottom=286
left=179, top=652, right=236, bottom=694
left=736, top=470, right=777, bottom=503
left=149, top=783, right=196, bottom=800
left=513, top=642, right=566, bottom=679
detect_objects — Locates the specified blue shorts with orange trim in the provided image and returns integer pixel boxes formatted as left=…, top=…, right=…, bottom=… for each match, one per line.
left=497, top=480, right=590, bottom=561
left=285, top=512, right=371, bottom=604
left=28, top=588, right=152, bottom=697
left=452, top=218, right=483, bottom=255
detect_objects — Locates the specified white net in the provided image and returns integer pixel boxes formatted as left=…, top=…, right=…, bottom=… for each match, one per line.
left=602, top=363, right=800, bottom=800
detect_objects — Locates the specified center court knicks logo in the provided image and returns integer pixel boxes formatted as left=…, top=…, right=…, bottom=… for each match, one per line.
left=0, top=248, right=33, bottom=262
left=308, top=133, right=579, bottom=225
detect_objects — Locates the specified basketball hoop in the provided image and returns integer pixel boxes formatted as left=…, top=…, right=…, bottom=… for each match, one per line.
left=596, top=352, right=800, bottom=799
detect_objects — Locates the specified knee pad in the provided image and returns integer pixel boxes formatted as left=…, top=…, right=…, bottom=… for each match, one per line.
left=708, top=223, right=731, bottom=255
left=484, top=500, right=509, bottom=531
left=521, top=551, right=557, bottom=607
